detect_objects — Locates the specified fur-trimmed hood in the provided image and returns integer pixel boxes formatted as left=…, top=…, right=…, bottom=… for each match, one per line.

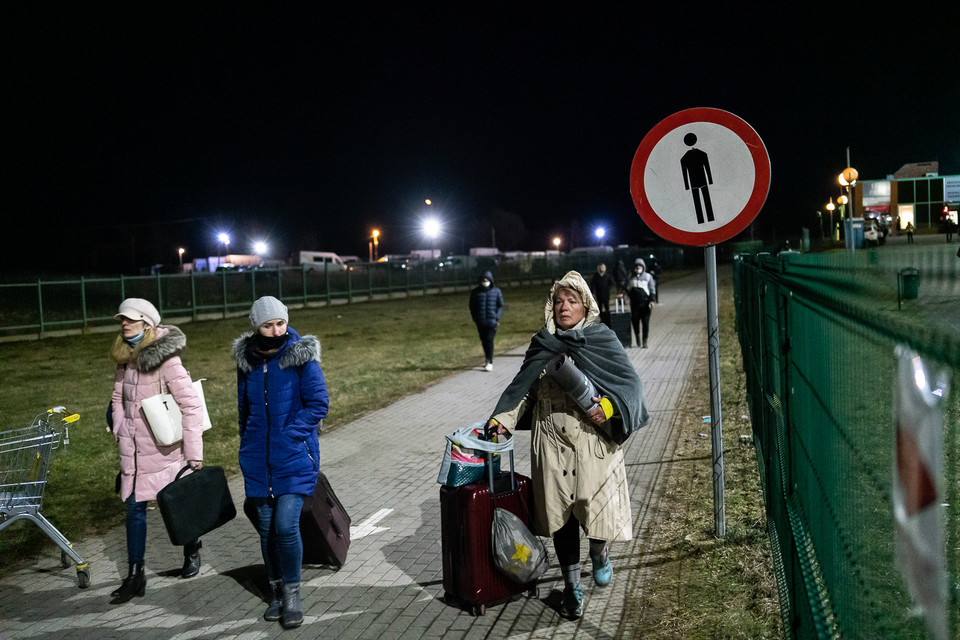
left=231, top=327, right=322, bottom=374
left=110, top=325, right=187, bottom=372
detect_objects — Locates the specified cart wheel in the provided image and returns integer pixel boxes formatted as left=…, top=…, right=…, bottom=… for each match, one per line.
left=472, top=604, right=486, bottom=616
left=77, top=567, right=90, bottom=589
left=61, top=550, right=71, bottom=568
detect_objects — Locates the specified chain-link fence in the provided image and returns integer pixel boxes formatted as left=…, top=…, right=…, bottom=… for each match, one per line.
left=0, top=246, right=715, bottom=340
left=734, top=243, right=960, bottom=639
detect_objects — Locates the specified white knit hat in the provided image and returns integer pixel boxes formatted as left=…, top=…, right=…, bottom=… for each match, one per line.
left=115, top=298, right=161, bottom=327
left=249, top=296, right=288, bottom=328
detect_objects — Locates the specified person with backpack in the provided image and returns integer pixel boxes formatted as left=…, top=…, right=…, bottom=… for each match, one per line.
left=232, top=296, right=328, bottom=629
left=626, top=258, right=657, bottom=348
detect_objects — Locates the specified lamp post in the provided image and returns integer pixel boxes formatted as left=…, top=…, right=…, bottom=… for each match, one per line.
left=178, top=247, right=185, bottom=272
left=217, top=232, right=230, bottom=269
left=552, top=236, right=561, bottom=251
left=826, top=198, right=836, bottom=242
left=369, top=229, right=380, bottom=263
left=839, top=167, right=858, bottom=252
left=423, top=218, right=441, bottom=261
left=594, top=227, right=606, bottom=246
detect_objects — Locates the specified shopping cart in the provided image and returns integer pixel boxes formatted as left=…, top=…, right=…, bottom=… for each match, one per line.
left=0, top=407, right=90, bottom=588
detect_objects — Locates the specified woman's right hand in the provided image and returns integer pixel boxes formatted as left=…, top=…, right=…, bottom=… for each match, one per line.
left=485, top=418, right=507, bottom=438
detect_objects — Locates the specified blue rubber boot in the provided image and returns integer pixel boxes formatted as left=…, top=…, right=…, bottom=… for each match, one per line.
left=559, top=582, right=583, bottom=620
left=591, top=548, right=613, bottom=587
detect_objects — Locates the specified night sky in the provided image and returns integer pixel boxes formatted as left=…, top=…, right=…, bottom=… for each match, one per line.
left=3, top=3, right=958, bottom=276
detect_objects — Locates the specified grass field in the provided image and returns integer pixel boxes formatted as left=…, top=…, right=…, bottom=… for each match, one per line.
left=0, top=271, right=781, bottom=636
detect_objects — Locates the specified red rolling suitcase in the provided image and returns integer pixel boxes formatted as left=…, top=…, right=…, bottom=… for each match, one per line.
left=300, top=471, right=351, bottom=568
left=440, top=450, right=540, bottom=616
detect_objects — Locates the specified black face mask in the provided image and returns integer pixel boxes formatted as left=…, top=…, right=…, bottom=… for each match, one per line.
left=255, top=332, right=289, bottom=351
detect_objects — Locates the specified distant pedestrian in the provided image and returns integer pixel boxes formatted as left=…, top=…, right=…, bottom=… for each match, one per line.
left=468, top=271, right=503, bottom=371
left=946, top=219, right=956, bottom=243
left=626, top=259, right=657, bottom=348
left=906, top=221, right=914, bottom=244
left=589, top=263, right=613, bottom=325
left=108, top=298, right=205, bottom=604
left=232, top=296, right=329, bottom=629
left=485, top=271, right=649, bottom=620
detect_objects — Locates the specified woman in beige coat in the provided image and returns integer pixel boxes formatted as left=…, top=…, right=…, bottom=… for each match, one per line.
left=486, top=271, right=648, bottom=620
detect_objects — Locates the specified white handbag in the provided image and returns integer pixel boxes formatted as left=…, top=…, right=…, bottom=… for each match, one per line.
left=141, top=378, right=213, bottom=446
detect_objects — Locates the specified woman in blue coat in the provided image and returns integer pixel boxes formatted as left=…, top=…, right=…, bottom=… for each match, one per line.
left=232, top=296, right=328, bottom=629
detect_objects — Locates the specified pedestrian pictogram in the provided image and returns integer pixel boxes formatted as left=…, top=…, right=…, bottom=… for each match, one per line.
left=630, top=108, right=770, bottom=247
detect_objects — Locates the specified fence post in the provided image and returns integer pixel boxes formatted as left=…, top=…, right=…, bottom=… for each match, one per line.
left=221, top=270, right=228, bottom=318
left=80, top=276, right=88, bottom=332
left=156, top=272, right=163, bottom=317
left=190, top=271, right=198, bottom=321
left=37, top=279, right=45, bottom=340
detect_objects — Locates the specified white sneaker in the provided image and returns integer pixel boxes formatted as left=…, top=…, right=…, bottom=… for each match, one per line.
left=483, top=362, right=493, bottom=371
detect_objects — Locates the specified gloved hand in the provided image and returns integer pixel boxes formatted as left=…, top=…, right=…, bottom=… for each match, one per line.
left=485, top=418, right=508, bottom=438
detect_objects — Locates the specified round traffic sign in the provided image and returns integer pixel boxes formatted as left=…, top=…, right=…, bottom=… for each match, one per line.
left=630, top=108, right=770, bottom=247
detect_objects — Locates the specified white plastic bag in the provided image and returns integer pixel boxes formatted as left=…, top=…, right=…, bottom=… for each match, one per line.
left=491, top=507, right=548, bottom=584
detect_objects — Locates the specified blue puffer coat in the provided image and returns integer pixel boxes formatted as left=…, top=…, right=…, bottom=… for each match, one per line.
left=231, top=327, right=329, bottom=498
left=469, top=271, right=504, bottom=329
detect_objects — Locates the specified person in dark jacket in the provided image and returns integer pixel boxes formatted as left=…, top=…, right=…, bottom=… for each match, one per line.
left=468, top=271, right=504, bottom=371
left=589, top=263, right=613, bottom=325
left=232, top=296, right=328, bottom=629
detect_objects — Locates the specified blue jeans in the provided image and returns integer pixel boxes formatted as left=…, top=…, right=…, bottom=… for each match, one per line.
left=251, top=494, right=305, bottom=584
left=125, top=495, right=147, bottom=566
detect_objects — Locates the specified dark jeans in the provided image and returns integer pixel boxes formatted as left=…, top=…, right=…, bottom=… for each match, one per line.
left=125, top=494, right=199, bottom=566
left=125, top=495, right=147, bottom=566
left=596, top=297, right=610, bottom=325
left=631, top=305, right=652, bottom=345
left=476, top=325, right=497, bottom=363
left=251, top=494, right=306, bottom=584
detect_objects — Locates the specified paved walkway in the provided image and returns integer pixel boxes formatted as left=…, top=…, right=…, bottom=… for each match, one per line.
left=0, top=271, right=709, bottom=640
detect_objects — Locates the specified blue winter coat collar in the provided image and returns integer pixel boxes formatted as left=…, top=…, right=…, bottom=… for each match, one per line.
left=231, top=327, right=322, bottom=374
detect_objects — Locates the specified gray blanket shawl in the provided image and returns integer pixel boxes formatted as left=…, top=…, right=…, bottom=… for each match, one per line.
left=490, top=324, right=650, bottom=444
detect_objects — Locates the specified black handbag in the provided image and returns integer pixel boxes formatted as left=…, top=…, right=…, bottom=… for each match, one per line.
left=156, top=466, right=237, bottom=546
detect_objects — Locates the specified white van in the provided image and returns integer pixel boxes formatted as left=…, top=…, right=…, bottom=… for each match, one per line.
left=299, top=251, right=348, bottom=271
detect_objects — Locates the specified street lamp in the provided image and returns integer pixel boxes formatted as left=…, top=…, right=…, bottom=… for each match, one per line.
left=423, top=218, right=441, bottom=260
left=826, top=198, right=836, bottom=241
left=839, top=167, right=858, bottom=251
left=369, top=229, right=380, bottom=263
left=553, top=236, right=561, bottom=251
left=217, top=232, right=230, bottom=268
left=178, top=247, right=185, bottom=272
left=594, top=227, right=606, bottom=246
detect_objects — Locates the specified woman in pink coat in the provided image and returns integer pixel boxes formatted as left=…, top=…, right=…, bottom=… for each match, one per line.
left=108, top=298, right=204, bottom=604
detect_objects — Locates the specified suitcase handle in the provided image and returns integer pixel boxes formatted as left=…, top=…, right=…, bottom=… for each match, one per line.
left=486, top=448, right=516, bottom=495
left=615, top=297, right=626, bottom=313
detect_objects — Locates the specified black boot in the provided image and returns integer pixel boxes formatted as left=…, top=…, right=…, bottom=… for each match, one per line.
left=180, top=540, right=202, bottom=579
left=263, top=579, right=283, bottom=621
left=280, top=582, right=303, bottom=628
left=110, top=563, right=146, bottom=603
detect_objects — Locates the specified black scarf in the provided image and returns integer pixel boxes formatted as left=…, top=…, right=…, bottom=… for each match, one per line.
left=490, top=324, right=649, bottom=444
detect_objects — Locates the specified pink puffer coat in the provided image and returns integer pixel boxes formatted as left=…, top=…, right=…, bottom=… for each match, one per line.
left=110, top=325, right=203, bottom=502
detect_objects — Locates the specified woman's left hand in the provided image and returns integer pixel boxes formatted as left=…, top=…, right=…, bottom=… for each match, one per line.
left=188, top=460, right=203, bottom=470
left=586, top=397, right=607, bottom=425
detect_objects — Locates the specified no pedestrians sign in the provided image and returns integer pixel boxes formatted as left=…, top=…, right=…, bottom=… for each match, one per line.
left=630, top=108, right=770, bottom=247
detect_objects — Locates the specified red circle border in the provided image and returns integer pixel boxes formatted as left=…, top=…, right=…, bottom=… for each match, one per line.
left=629, top=108, right=770, bottom=247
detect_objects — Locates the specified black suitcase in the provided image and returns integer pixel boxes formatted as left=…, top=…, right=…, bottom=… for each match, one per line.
left=610, top=298, right=632, bottom=348
left=440, top=451, right=539, bottom=616
left=157, top=466, right=237, bottom=546
left=300, top=471, right=352, bottom=567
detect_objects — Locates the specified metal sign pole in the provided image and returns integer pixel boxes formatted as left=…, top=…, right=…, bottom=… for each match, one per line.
left=705, top=245, right=726, bottom=536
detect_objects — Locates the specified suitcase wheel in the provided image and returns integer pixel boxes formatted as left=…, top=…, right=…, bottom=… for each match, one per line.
left=526, top=586, right=538, bottom=599
left=472, top=603, right=486, bottom=617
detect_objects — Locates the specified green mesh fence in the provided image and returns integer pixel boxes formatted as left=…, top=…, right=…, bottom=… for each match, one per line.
left=734, top=245, right=960, bottom=639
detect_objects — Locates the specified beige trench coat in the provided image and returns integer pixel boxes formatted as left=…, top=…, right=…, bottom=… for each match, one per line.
left=492, top=374, right=633, bottom=542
